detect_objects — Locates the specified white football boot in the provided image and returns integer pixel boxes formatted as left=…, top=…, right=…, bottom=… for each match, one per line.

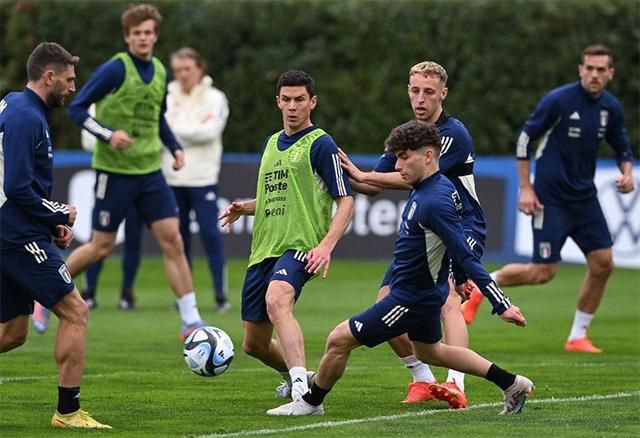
left=500, top=375, right=534, bottom=415
left=266, top=399, right=324, bottom=416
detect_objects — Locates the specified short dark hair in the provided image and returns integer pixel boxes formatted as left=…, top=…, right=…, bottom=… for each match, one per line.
left=276, top=70, right=316, bottom=97
left=26, top=42, right=79, bottom=82
left=385, top=121, right=441, bottom=156
left=582, top=44, right=613, bottom=66
left=121, top=3, right=162, bottom=35
left=171, top=47, right=207, bottom=75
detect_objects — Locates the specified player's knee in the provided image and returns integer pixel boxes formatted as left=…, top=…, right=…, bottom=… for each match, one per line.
left=0, top=331, right=27, bottom=353
left=265, top=293, right=292, bottom=321
left=590, top=257, right=614, bottom=278
left=161, top=230, right=185, bottom=257
left=93, top=240, right=115, bottom=260
left=531, top=264, right=556, bottom=284
left=326, top=327, right=350, bottom=355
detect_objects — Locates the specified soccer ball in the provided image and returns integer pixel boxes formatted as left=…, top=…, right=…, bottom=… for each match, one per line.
left=183, top=326, right=234, bottom=377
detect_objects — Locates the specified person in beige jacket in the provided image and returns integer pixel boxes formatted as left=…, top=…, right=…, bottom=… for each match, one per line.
left=162, top=47, right=230, bottom=311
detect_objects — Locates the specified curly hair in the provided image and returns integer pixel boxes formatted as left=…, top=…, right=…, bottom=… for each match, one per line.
left=276, top=70, right=316, bottom=97
left=385, top=121, right=441, bottom=155
left=121, top=3, right=162, bottom=35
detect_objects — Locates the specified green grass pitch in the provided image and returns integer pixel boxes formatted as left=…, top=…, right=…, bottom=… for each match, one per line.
left=1, top=258, right=638, bottom=437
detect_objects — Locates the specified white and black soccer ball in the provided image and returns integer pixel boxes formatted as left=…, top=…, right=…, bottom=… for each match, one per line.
left=183, top=326, right=234, bottom=377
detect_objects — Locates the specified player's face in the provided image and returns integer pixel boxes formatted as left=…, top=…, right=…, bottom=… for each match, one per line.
left=171, top=56, right=203, bottom=93
left=276, top=86, right=317, bottom=134
left=579, top=55, right=614, bottom=98
left=45, top=65, right=76, bottom=107
left=125, top=19, right=158, bottom=60
left=394, top=147, right=429, bottom=185
left=408, top=74, right=447, bottom=124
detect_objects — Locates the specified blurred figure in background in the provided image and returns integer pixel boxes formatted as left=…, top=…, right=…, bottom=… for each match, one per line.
left=163, top=47, right=230, bottom=312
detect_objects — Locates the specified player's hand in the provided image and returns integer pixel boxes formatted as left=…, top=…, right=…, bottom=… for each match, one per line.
left=518, top=186, right=543, bottom=216
left=337, top=148, right=366, bottom=183
left=53, top=225, right=74, bottom=250
left=66, top=205, right=77, bottom=226
left=109, top=130, right=134, bottom=150
left=455, top=280, right=475, bottom=301
left=218, top=201, right=245, bottom=233
left=500, top=305, right=527, bottom=327
left=305, top=244, right=333, bottom=278
left=173, top=149, right=185, bottom=171
left=615, top=175, right=635, bottom=194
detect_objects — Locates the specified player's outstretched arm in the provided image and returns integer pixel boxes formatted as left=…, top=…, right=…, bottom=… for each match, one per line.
left=218, top=199, right=256, bottom=233
left=306, top=195, right=354, bottom=278
left=338, top=148, right=411, bottom=191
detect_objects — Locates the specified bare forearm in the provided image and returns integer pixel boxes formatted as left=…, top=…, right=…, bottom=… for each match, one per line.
left=619, top=161, right=632, bottom=177
left=361, top=171, right=411, bottom=190
left=320, top=196, right=354, bottom=250
left=349, top=179, right=382, bottom=196
left=239, top=199, right=257, bottom=215
left=517, top=160, right=533, bottom=189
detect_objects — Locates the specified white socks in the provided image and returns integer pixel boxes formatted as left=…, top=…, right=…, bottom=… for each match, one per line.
left=401, top=355, right=436, bottom=382
left=446, top=369, right=465, bottom=391
left=177, top=292, right=202, bottom=325
left=568, top=310, right=594, bottom=340
left=289, top=366, right=309, bottom=401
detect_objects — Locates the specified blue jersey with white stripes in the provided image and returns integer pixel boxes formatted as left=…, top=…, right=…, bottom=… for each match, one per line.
left=374, top=113, right=486, bottom=237
left=68, top=51, right=181, bottom=155
left=389, top=171, right=511, bottom=315
left=261, top=124, right=352, bottom=198
left=516, top=81, right=633, bottom=204
left=0, top=89, right=70, bottom=250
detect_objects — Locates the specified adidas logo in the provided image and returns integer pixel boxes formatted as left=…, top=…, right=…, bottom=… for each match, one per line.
left=293, top=377, right=303, bottom=384
left=354, top=320, right=363, bottom=332
left=569, top=111, right=580, bottom=120
left=276, top=269, right=288, bottom=276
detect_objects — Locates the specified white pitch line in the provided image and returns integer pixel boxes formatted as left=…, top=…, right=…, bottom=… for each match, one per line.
left=195, top=391, right=640, bottom=438
left=1, top=361, right=638, bottom=383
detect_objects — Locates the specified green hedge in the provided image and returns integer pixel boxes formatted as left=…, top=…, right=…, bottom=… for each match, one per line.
left=2, top=0, right=638, bottom=157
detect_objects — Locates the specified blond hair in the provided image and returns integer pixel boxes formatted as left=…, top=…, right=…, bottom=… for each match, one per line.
left=409, top=61, right=448, bottom=85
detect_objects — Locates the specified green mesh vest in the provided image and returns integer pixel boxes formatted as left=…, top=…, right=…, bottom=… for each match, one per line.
left=94, top=52, right=166, bottom=174
left=248, top=128, right=333, bottom=267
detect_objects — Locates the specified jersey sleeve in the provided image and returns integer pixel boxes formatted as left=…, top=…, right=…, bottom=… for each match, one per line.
left=68, top=59, right=124, bottom=143
left=516, top=92, right=561, bottom=160
left=373, top=150, right=397, bottom=173
left=159, top=65, right=182, bottom=156
left=606, top=100, right=634, bottom=165
left=310, top=135, right=353, bottom=198
left=2, top=113, right=70, bottom=226
left=439, top=126, right=474, bottom=176
left=422, top=189, right=512, bottom=315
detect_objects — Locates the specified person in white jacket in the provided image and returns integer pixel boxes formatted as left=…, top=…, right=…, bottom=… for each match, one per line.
left=162, top=47, right=230, bottom=311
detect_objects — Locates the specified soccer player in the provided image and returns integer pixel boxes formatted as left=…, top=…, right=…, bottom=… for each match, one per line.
left=462, top=44, right=635, bottom=353
left=339, top=61, right=484, bottom=407
left=219, top=70, right=354, bottom=401
left=0, top=42, right=110, bottom=429
left=267, top=121, right=533, bottom=417
left=63, top=3, right=205, bottom=339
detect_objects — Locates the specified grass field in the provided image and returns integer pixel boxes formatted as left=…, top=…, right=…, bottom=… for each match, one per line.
left=1, top=258, right=639, bottom=437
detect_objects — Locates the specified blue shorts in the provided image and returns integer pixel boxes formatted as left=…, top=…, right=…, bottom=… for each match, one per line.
left=241, top=250, right=313, bottom=322
left=380, top=229, right=485, bottom=288
left=0, top=240, right=75, bottom=323
left=92, top=170, right=178, bottom=232
left=532, top=197, right=612, bottom=263
left=349, top=292, right=444, bottom=347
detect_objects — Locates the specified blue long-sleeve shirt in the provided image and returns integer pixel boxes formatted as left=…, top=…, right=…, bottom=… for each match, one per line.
left=0, top=88, right=70, bottom=250
left=516, top=81, right=634, bottom=204
left=68, top=51, right=181, bottom=155
left=390, top=171, right=511, bottom=315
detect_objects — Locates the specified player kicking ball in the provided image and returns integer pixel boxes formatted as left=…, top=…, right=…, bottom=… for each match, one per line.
left=267, top=121, right=534, bottom=416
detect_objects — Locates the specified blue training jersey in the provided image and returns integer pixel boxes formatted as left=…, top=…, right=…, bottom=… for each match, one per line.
left=374, top=112, right=486, bottom=238
left=389, top=171, right=511, bottom=315
left=68, top=51, right=181, bottom=155
left=0, top=89, right=70, bottom=250
left=260, top=125, right=352, bottom=199
left=516, top=81, right=633, bottom=204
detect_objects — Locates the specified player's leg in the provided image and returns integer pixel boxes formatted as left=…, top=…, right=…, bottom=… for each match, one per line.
left=139, top=171, right=204, bottom=338
left=191, top=185, right=229, bottom=311
left=0, top=316, right=29, bottom=353
left=411, top=340, right=533, bottom=415
left=242, top=320, right=287, bottom=371
left=80, top=260, right=103, bottom=310
left=65, top=230, right=117, bottom=277
left=439, top=282, right=469, bottom=407
left=119, top=207, right=144, bottom=310
left=378, top=266, right=437, bottom=403
left=172, top=186, right=194, bottom=268
left=565, top=197, right=614, bottom=353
